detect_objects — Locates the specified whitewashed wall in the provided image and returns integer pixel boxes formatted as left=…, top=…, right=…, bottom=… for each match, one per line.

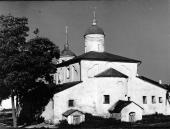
left=95, top=78, right=128, bottom=117
left=54, top=62, right=80, bottom=84
left=80, top=60, right=138, bottom=81
left=49, top=77, right=127, bottom=124
left=53, top=79, right=98, bottom=124
left=128, top=77, right=170, bottom=115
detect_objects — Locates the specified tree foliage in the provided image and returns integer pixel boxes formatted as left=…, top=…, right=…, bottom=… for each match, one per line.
left=0, top=14, right=29, bottom=98
left=0, top=14, right=29, bottom=127
left=18, top=37, right=60, bottom=124
left=0, top=14, right=60, bottom=125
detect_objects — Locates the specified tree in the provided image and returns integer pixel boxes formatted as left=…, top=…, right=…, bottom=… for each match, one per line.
left=0, top=14, right=29, bottom=127
left=0, top=15, right=60, bottom=127
left=17, top=36, right=60, bottom=124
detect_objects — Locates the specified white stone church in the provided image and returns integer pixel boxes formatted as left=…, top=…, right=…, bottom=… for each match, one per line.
left=41, top=15, right=170, bottom=124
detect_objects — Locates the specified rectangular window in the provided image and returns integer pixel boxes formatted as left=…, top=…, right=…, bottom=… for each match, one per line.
left=66, top=67, right=70, bottom=79
left=152, top=96, right=156, bottom=104
left=159, top=97, right=163, bottom=103
left=104, top=95, right=110, bottom=104
left=68, top=100, right=74, bottom=107
left=143, top=96, right=147, bottom=104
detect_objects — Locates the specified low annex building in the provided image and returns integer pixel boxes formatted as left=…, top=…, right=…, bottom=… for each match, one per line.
left=41, top=13, right=170, bottom=124
left=62, top=109, right=85, bottom=125
left=109, top=100, right=143, bottom=122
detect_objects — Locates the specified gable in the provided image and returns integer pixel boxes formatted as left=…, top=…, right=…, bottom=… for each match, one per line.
left=62, top=109, right=84, bottom=117
left=95, top=68, right=128, bottom=78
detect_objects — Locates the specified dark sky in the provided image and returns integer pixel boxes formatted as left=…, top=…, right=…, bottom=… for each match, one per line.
left=0, top=0, right=170, bottom=84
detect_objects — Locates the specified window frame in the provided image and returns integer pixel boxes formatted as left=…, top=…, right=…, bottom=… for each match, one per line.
left=159, top=97, right=163, bottom=103
left=152, top=96, right=156, bottom=104
left=68, top=99, right=74, bottom=107
left=143, top=96, right=147, bottom=104
left=103, top=95, right=110, bottom=104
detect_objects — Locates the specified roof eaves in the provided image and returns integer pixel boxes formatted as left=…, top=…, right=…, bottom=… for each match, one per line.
left=53, top=81, right=82, bottom=94
left=137, top=76, right=168, bottom=91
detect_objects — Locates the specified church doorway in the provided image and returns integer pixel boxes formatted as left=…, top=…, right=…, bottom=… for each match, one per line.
left=73, top=115, right=81, bottom=125
left=129, top=112, right=136, bottom=122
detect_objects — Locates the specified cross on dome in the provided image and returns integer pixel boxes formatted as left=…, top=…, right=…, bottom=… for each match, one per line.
left=84, top=8, right=105, bottom=37
left=65, top=26, right=69, bottom=49
left=61, top=26, right=76, bottom=57
left=92, top=7, right=97, bottom=25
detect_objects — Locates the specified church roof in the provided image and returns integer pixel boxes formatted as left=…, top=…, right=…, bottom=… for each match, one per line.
left=52, top=81, right=82, bottom=94
left=62, top=109, right=84, bottom=117
left=137, top=76, right=170, bottom=91
left=95, top=68, right=128, bottom=78
left=109, top=100, right=143, bottom=113
left=84, top=24, right=105, bottom=37
left=56, top=51, right=141, bottom=67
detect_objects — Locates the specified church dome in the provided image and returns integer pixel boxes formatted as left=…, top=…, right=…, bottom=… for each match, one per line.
left=84, top=24, right=105, bottom=37
left=61, top=47, right=76, bottom=57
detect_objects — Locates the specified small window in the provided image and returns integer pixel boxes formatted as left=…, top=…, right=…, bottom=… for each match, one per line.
left=152, top=96, right=156, bottom=104
left=159, top=97, right=163, bottom=103
left=104, top=95, right=110, bottom=104
left=66, top=67, right=70, bottom=79
left=143, top=96, right=147, bottom=104
left=68, top=100, right=74, bottom=107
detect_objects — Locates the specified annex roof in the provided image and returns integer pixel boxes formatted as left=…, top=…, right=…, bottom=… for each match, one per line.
left=95, top=68, right=128, bottom=78
left=56, top=51, right=141, bottom=67
left=62, top=109, right=84, bottom=117
left=137, top=76, right=170, bottom=91
left=109, top=100, right=143, bottom=113
left=52, top=81, right=82, bottom=94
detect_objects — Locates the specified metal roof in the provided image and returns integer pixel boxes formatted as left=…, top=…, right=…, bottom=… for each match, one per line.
left=84, top=24, right=105, bottom=36
left=109, top=100, right=143, bottom=113
left=62, top=109, right=84, bottom=117
left=95, top=68, right=128, bottom=78
left=56, top=51, right=141, bottom=67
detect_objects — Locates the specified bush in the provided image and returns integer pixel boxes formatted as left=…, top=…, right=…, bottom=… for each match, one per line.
left=58, top=120, right=70, bottom=129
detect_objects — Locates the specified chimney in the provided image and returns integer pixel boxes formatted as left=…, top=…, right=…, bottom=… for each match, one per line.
left=159, top=80, right=162, bottom=84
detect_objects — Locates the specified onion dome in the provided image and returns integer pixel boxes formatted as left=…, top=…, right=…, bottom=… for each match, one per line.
left=61, top=44, right=76, bottom=57
left=61, top=26, right=76, bottom=57
left=84, top=9, right=105, bottom=37
left=84, top=24, right=105, bottom=36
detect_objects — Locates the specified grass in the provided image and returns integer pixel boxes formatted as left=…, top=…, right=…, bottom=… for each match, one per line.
left=1, top=113, right=170, bottom=129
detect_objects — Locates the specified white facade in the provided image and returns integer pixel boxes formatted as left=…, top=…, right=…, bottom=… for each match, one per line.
left=128, top=77, right=170, bottom=115
left=42, top=57, right=170, bottom=124
left=41, top=18, right=170, bottom=124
